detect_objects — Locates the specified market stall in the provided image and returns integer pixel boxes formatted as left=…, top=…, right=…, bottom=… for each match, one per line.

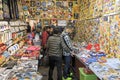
left=73, top=42, right=120, bottom=80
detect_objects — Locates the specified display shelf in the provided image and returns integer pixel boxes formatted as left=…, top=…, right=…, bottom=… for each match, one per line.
left=0, top=29, right=10, bottom=32
left=0, top=48, right=7, bottom=55
left=2, top=43, right=25, bottom=67
left=7, top=35, right=27, bottom=49
left=1, top=21, right=26, bottom=64
left=13, top=29, right=26, bottom=33
left=7, top=43, right=16, bottom=50
left=73, top=43, right=120, bottom=80
left=0, top=56, right=12, bottom=67
left=5, top=39, right=12, bottom=44
left=14, top=46, right=25, bottom=56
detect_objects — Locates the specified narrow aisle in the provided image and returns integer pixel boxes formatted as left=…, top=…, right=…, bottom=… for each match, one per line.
left=38, top=65, right=78, bottom=80
left=38, top=66, right=48, bottom=80
left=38, top=66, right=57, bottom=80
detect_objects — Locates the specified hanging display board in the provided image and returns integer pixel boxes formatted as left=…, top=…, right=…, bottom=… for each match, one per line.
left=58, top=20, right=67, bottom=26
left=3, top=0, right=10, bottom=19
left=19, top=0, right=79, bottom=20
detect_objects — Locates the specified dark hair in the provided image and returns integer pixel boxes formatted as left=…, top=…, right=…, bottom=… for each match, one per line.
left=26, top=22, right=29, bottom=25
left=53, top=27, right=60, bottom=34
left=43, top=26, right=50, bottom=31
left=56, top=26, right=64, bottom=33
left=50, top=25, right=55, bottom=29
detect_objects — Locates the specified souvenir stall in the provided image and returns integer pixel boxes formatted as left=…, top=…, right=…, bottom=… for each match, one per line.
left=20, top=0, right=79, bottom=26
left=0, top=0, right=42, bottom=80
left=1, top=0, right=120, bottom=80
left=0, top=20, right=42, bottom=80
left=74, top=0, right=120, bottom=80
left=0, top=0, right=79, bottom=80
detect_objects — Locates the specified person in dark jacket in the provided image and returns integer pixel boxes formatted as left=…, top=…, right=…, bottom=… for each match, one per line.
left=27, top=22, right=31, bottom=33
left=46, top=27, right=63, bottom=80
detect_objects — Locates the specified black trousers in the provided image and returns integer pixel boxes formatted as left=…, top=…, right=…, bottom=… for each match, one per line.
left=48, top=56, right=62, bottom=80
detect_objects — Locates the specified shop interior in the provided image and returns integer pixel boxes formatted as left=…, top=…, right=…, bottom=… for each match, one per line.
left=0, top=0, right=120, bottom=80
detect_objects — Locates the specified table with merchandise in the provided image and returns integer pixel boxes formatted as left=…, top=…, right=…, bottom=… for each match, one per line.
left=75, top=46, right=120, bottom=80
left=0, top=45, right=43, bottom=80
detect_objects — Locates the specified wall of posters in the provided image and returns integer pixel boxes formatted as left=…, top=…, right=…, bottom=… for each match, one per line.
left=19, top=0, right=79, bottom=20
left=77, top=0, right=120, bottom=58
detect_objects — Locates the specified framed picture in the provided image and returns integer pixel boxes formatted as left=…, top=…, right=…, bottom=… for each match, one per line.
left=43, top=19, right=50, bottom=26
left=41, top=1, right=46, bottom=7
left=68, top=2, right=73, bottom=7
left=30, top=1, right=35, bottom=7
left=56, top=1, right=61, bottom=7
left=23, top=6, right=28, bottom=11
left=51, top=19, right=57, bottom=26
left=36, top=1, right=41, bottom=7
left=35, top=12, right=40, bottom=15
left=74, top=13, right=79, bottom=19
left=37, top=7, right=41, bottom=11
left=25, top=0, right=30, bottom=5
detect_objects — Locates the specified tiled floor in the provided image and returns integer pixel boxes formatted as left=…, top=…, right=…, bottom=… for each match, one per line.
left=38, top=66, right=78, bottom=80
left=38, top=66, right=57, bottom=80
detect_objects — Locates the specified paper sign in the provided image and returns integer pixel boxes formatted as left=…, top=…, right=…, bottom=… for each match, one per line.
left=58, top=20, right=67, bottom=26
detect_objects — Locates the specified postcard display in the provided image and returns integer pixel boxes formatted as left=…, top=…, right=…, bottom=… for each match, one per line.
left=76, top=0, right=120, bottom=58
left=19, top=0, right=79, bottom=26
left=0, top=21, right=43, bottom=80
left=0, top=21, right=27, bottom=64
left=75, top=0, right=120, bottom=79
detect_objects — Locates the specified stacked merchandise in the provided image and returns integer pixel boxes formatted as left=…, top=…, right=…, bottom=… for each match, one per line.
left=76, top=0, right=120, bottom=57
left=0, top=58, right=42, bottom=80
left=0, top=43, right=42, bottom=80
left=75, top=43, right=106, bottom=66
left=0, top=21, right=11, bottom=65
left=9, top=60, right=42, bottom=80
left=20, top=0, right=79, bottom=19
left=0, top=20, right=43, bottom=80
left=89, top=59, right=120, bottom=80
left=75, top=0, right=120, bottom=79
left=75, top=42, right=120, bottom=80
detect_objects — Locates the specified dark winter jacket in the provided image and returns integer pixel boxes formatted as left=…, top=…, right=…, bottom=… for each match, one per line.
left=46, top=34, right=63, bottom=57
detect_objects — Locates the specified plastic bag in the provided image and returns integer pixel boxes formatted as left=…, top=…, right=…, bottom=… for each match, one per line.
left=35, top=33, right=39, bottom=41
